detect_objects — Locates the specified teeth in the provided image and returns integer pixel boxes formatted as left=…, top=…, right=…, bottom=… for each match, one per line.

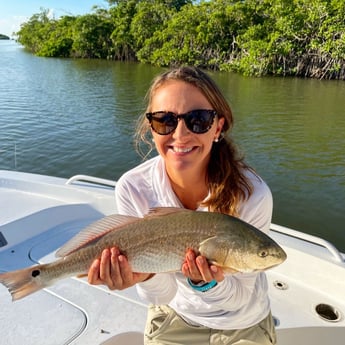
left=173, top=147, right=192, bottom=153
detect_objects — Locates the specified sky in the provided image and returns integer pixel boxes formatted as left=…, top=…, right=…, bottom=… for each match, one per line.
left=0, top=0, right=108, bottom=37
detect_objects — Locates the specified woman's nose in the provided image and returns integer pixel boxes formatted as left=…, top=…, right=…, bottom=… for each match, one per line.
left=172, top=118, right=190, bottom=138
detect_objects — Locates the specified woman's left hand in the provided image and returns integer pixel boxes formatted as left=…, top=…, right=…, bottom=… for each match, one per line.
left=182, top=249, right=225, bottom=284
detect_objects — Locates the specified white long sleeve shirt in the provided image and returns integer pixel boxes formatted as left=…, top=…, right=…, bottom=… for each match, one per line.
left=115, top=155, right=273, bottom=330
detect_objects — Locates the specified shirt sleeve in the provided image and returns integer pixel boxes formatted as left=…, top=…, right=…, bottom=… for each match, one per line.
left=136, top=273, right=178, bottom=305
left=191, top=272, right=260, bottom=311
left=115, top=173, right=150, bottom=217
left=238, top=172, right=273, bottom=234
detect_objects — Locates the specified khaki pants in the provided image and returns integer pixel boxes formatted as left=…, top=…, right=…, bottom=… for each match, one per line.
left=144, top=305, right=276, bottom=345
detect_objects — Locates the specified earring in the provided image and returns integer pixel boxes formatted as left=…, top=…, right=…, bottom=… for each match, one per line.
left=214, top=133, right=224, bottom=143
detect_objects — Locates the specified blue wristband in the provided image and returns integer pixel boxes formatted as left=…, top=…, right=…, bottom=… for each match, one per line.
left=187, top=278, right=217, bottom=292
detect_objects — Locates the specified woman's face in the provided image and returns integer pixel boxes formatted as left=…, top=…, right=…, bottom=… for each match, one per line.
left=150, top=80, right=224, bottom=176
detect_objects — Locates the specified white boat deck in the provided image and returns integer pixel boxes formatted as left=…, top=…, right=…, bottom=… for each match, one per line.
left=0, top=170, right=344, bottom=344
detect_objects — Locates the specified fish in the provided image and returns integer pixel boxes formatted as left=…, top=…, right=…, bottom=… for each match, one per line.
left=0, top=207, right=286, bottom=301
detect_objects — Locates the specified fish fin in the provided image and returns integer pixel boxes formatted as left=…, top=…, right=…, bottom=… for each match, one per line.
left=219, top=266, right=240, bottom=274
left=146, top=207, right=193, bottom=218
left=200, top=238, right=244, bottom=274
left=56, top=214, right=139, bottom=257
left=0, top=266, right=47, bottom=301
left=199, top=235, right=218, bottom=248
left=199, top=235, right=230, bottom=266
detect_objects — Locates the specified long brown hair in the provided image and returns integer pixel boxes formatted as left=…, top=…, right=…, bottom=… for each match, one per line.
left=135, top=66, right=253, bottom=215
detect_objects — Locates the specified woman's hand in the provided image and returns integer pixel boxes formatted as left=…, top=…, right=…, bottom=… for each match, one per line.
left=88, top=247, right=153, bottom=290
left=182, top=249, right=225, bottom=284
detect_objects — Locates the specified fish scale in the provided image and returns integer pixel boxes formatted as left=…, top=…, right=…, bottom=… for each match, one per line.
left=90, top=216, right=215, bottom=272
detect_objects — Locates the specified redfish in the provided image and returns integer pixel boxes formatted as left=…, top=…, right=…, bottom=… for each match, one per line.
left=0, top=207, right=286, bottom=301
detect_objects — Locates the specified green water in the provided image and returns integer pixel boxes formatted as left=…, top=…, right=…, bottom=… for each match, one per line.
left=0, top=41, right=344, bottom=251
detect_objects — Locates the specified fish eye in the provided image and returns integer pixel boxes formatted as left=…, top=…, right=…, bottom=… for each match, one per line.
left=258, top=250, right=268, bottom=258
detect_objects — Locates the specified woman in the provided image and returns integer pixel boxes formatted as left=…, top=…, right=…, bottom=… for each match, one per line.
left=88, top=66, right=276, bottom=344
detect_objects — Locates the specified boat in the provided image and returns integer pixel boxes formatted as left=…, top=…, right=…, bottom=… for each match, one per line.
left=0, top=169, right=344, bottom=345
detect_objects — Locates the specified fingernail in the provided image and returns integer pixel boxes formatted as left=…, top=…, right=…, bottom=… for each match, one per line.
left=211, top=266, right=218, bottom=273
left=197, top=257, right=204, bottom=265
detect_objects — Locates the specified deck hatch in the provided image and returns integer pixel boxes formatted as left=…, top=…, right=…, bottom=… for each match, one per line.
left=0, top=232, right=7, bottom=247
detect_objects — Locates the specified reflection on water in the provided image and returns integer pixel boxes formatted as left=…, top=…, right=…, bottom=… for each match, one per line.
left=215, top=72, right=345, bottom=250
left=0, top=41, right=344, bottom=251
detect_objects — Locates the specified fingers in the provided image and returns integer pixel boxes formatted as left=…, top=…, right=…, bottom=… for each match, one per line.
left=182, top=249, right=224, bottom=283
left=210, top=265, right=225, bottom=282
left=88, top=247, right=153, bottom=290
left=117, top=254, right=133, bottom=287
left=88, top=258, right=102, bottom=284
left=185, top=250, right=203, bottom=281
left=88, top=247, right=129, bottom=290
left=100, top=248, right=114, bottom=287
left=196, top=256, right=214, bottom=282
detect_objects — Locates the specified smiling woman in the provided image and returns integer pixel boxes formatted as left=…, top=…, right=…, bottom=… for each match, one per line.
left=87, top=66, right=277, bottom=345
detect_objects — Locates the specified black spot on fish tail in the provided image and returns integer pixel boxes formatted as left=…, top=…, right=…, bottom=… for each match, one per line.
left=31, top=269, right=40, bottom=278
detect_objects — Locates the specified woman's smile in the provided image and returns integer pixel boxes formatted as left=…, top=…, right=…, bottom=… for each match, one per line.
left=169, top=145, right=195, bottom=154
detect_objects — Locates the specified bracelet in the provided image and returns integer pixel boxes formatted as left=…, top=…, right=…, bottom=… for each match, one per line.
left=187, top=278, right=217, bottom=292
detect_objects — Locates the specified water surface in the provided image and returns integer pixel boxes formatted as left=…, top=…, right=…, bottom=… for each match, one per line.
left=0, top=41, right=344, bottom=251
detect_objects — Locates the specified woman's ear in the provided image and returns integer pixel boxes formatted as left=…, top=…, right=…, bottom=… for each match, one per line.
left=215, top=117, right=225, bottom=140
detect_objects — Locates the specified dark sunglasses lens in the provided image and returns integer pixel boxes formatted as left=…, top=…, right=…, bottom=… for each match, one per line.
left=185, top=110, right=215, bottom=133
left=151, top=112, right=177, bottom=135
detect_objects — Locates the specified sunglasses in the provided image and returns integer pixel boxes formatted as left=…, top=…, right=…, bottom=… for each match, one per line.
left=146, top=109, right=217, bottom=135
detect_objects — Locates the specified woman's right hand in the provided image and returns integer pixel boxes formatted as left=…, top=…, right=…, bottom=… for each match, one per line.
left=88, top=247, right=154, bottom=290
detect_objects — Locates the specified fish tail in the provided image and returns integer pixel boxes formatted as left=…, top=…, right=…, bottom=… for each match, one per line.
left=0, top=265, right=48, bottom=301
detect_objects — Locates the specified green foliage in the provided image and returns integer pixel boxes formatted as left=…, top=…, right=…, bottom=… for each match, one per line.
left=16, top=9, right=52, bottom=54
left=130, top=1, right=176, bottom=53
left=15, top=0, right=345, bottom=79
left=37, top=16, right=76, bottom=57
left=108, top=0, right=137, bottom=60
left=72, top=12, right=114, bottom=58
